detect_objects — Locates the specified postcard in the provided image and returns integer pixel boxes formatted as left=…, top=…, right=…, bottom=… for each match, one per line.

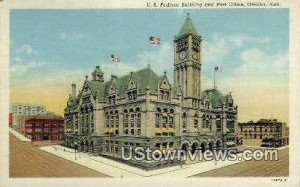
left=0, top=0, right=299, bottom=187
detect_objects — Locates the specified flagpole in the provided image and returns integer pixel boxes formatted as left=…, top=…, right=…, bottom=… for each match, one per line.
left=213, top=69, right=216, bottom=90
left=148, top=38, right=150, bottom=67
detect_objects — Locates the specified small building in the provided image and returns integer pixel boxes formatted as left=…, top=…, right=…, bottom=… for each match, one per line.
left=10, top=104, right=47, bottom=131
left=9, top=113, right=13, bottom=128
left=237, top=119, right=289, bottom=147
left=21, top=116, right=64, bottom=141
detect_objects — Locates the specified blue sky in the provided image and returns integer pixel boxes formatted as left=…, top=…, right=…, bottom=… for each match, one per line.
left=10, top=9, right=289, bottom=122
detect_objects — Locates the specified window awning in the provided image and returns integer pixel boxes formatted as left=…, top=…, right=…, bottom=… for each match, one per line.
left=155, top=128, right=161, bottom=133
left=226, top=141, right=235, bottom=145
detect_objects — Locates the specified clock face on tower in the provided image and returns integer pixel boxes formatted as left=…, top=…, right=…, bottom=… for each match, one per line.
left=179, top=51, right=187, bottom=60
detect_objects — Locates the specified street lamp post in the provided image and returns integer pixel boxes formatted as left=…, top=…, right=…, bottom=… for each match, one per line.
left=74, top=141, right=78, bottom=160
left=221, top=105, right=225, bottom=152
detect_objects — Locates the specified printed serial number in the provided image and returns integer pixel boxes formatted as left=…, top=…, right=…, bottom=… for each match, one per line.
left=271, top=178, right=288, bottom=182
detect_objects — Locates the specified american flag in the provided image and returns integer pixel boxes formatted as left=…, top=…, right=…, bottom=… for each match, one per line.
left=110, top=54, right=120, bottom=62
left=149, top=36, right=160, bottom=45
left=214, top=66, right=222, bottom=72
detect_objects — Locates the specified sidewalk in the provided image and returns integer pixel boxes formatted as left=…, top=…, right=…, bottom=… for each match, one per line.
left=40, top=145, right=244, bottom=178
left=242, top=144, right=289, bottom=151
left=9, top=128, right=31, bottom=142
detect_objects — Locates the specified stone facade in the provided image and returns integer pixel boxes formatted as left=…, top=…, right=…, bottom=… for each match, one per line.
left=64, top=15, right=238, bottom=169
left=237, top=119, right=289, bottom=147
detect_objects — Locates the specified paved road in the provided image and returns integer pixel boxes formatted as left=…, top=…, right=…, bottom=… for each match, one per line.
left=10, top=132, right=288, bottom=177
left=191, top=148, right=289, bottom=177
left=9, top=133, right=110, bottom=177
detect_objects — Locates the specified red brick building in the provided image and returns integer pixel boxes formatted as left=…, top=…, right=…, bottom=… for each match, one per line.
left=9, top=113, right=13, bottom=128
left=24, top=117, right=64, bottom=141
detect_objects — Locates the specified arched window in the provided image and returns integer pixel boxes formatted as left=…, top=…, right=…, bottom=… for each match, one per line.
left=132, top=90, right=137, bottom=100
left=155, top=108, right=161, bottom=128
left=182, top=112, right=187, bottom=129
left=136, top=113, right=141, bottom=128
left=74, top=113, right=78, bottom=134
left=90, top=111, right=94, bottom=134
left=226, top=114, right=235, bottom=133
left=194, top=113, right=199, bottom=128
left=127, top=89, right=137, bottom=100
left=169, top=108, right=174, bottom=127
left=169, top=116, right=174, bottom=127
left=81, top=111, right=84, bottom=134
left=216, top=114, right=221, bottom=132
left=161, top=108, right=168, bottom=128
left=110, top=115, right=114, bottom=128
left=123, top=109, right=128, bottom=133
left=104, top=110, right=110, bottom=131
left=130, top=113, right=135, bottom=127
left=115, top=112, right=119, bottom=128
left=202, top=114, right=210, bottom=129
left=85, top=112, right=89, bottom=134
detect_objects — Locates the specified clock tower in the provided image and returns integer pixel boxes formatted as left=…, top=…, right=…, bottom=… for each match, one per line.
left=174, top=14, right=202, bottom=107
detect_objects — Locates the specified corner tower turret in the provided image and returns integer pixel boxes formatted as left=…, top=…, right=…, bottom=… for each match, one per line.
left=92, top=66, right=104, bottom=82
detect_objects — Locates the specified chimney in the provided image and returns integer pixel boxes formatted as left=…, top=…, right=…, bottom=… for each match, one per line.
left=71, top=83, right=76, bottom=98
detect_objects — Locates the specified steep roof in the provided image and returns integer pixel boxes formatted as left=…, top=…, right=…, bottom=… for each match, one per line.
left=175, top=15, right=200, bottom=40
left=86, top=66, right=162, bottom=101
left=201, top=89, right=229, bottom=107
left=87, top=81, right=106, bottom=100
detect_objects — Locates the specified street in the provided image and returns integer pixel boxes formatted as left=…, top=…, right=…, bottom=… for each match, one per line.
left=191, top=147, right=289, bottom=177
left=9, top=133, right=110, bottom=177
left=10, top=132, right=288, bottom=177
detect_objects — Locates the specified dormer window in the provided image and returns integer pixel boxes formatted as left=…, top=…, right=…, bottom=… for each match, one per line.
left=108, top=95, right=116, bottom=105
left=127, top=90, right=137, bottom=100
left=159, top=89, right=170, bottom=101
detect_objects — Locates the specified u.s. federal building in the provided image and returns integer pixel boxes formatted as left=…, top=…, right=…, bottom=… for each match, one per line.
left=64, top=15, right=238, bottom=168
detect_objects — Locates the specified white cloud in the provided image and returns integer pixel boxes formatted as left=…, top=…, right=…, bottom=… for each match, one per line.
left=136, top=42, right=173, bottom=75
left=203, top=48, right=288, bottom=92
left=10, top=61, right=46, bottom=76
left=233, top=48, right=288, bottom=82
left=13, top=57, right=22, bottom=64
left=16, top=45, right=33, bottom=55
left=59, top=32, right=84, bottom=40
left=201, top=47, right=289, bottom=123
left=204, top=33, right=270, bottom=65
